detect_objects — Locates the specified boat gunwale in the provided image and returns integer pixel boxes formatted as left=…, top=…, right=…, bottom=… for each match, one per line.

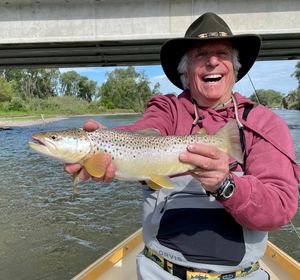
left=265, top=240, right=300, bottom=279
left=72, top=228, right=300, bottom=280
left=71, top=228, right=142, bottom=280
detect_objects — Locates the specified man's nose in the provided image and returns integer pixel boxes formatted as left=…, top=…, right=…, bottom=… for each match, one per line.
left=206, top=54, right=219, bottom=66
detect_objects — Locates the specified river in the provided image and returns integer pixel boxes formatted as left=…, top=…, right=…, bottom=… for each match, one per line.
left=0, top=111, right=299, bottom=280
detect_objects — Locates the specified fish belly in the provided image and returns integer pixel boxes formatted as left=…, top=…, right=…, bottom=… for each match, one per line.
left=112, top=149, right=193, bottom=181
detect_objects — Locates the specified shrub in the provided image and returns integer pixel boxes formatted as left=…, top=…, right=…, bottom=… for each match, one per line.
left=8, top=97, right=26, bottom=111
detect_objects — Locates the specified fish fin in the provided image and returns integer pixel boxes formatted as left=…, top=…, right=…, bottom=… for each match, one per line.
left=146, top=181, right=162, bottom=191
left=72, top=172, right=79, bottom=193
left=196, top=128, right=207, bottom=134
left=83, top=152, right=106, bottom=178
left=149, top=176, right=173, bottom=189
left=216, top=120, right=244, bottom=164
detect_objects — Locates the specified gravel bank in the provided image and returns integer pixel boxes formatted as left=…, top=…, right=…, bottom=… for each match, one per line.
left=0, top=116, right=68, bottom=128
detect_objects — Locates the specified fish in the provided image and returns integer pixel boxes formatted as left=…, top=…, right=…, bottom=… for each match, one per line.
left=28, top=120, right=243, bottom=191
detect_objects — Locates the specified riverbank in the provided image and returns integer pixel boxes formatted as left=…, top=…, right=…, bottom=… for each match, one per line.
left=0, top=112, right=140, bottom=128
left=0, top=116, right=68, bottom=128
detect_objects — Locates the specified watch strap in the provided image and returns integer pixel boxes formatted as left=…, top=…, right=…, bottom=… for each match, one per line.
left=210, top=174, right=235, bottom=200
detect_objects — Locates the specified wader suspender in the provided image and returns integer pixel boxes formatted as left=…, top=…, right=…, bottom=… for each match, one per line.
left=232, top=94, right=257, bottom=172
left=189, top=99, right=201, bottom=135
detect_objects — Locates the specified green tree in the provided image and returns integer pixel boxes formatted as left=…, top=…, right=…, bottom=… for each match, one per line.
left=77, top=76, right=97, bottom=102
left=292, top=61, right=300, bottom=89
left=99, top=66, right=159, bottom=112
left=283, top=90, right=300, bottom=110
left=2, top=69, right=59, bottom=99
left=33, top=69, right=59, bottom=98
left=60, top=71, right=98, bottom=101
left=59, top=71, right=81, bottom=97
left=0, top=76, right=15, bottom=102
left=286, top=61, right=300, bottom=110
left=249, top=89, right=283, bottom=108
left=1, top=69, right=24, bottom=95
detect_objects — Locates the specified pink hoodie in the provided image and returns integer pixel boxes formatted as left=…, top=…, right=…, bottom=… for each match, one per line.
left=117, top=91, right=300, bottom=231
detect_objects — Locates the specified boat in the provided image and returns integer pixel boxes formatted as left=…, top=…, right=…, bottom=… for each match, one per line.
left=72, top=228, right=300, bottom=280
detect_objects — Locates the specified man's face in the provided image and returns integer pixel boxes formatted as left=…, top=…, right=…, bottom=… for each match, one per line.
left=185, top=40, right=235, bottom=107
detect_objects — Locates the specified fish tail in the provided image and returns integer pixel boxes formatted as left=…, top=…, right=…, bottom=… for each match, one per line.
left=216, top=120, right=244, bottom=164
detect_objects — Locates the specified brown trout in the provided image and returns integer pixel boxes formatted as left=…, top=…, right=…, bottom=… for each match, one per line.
left=28, top=120, right=243, bottom=190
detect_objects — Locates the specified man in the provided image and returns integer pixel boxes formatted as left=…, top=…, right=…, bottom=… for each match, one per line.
left=65, top=13, right=299, bottom=279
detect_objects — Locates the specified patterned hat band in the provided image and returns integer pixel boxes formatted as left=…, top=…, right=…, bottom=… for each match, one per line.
left=198, top=31, right=229, bottom=38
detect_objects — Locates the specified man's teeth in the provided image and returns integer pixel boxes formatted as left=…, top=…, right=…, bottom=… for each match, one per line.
left=203, top=74, right=222, bottom=82
left=205, top=74, right=222, bottom=79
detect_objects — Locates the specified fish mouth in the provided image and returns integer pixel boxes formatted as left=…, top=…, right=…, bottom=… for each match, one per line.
left=31, top=136, right=46, bottom=145
left=28, top=136, right=56, bottom=157
left=28, top=134, right=86, bottom=163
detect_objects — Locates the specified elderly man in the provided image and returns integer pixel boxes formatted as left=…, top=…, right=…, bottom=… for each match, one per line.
left=66, top=13, right=299, bottom=280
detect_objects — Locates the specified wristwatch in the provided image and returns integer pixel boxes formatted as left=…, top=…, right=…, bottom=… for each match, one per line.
left=211, top=175, right=235, bottom=200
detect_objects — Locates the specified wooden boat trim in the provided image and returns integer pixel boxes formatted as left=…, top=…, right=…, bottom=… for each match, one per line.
left=72, top=228, right=300, bottom=280
left=72, top=228, right=142, bottom=280
left=265, top=240, right=300, bottom=279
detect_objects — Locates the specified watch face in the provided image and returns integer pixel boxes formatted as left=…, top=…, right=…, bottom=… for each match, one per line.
left=223, top=184, right=234, bottom=198
left=212, top=177, right=235, bottom=199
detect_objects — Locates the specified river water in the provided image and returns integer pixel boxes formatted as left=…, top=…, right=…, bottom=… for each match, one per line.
left=0, top=111, right=299, bottom=280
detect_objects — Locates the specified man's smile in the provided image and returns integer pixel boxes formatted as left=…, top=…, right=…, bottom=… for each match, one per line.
left=202, top=74, right=223, bottom=83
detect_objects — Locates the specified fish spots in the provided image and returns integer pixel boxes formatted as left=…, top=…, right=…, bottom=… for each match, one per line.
left=30, top=124, right=235, bottom=182
left=86, top=128, right=224, bottom=166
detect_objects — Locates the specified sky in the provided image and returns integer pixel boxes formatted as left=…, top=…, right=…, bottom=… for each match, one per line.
left=60, top=60, right=299, bottom=98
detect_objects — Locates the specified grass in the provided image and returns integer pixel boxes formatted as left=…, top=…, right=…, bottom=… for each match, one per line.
left=0, top=96, right=139, bottom=125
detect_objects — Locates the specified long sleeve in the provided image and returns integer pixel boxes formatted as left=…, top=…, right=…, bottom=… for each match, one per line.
left=116, top=93, right=196, bottom=136
left=221, top=110, right=299, bottom=231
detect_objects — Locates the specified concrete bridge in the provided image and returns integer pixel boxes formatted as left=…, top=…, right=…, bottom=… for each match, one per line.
left=0, top=0, right=299, bottom=68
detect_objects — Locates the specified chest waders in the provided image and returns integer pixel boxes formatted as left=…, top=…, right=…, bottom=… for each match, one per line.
left=139, top=96, right=268, bottom=279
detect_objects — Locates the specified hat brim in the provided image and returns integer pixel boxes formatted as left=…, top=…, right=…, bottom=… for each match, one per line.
left=160, top=34, right=261, bottom=90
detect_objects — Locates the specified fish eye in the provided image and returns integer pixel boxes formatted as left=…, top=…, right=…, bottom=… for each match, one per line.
left=51, top=135, right=57, bottom=140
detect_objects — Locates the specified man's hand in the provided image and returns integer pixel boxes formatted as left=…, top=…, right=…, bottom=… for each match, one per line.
left=179, top=143, right=230, bottom=192
left=64, top=119, right=116, bottom=182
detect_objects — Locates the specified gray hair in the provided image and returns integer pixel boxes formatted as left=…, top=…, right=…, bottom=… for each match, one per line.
left=177, top=48, right=241, bottom=90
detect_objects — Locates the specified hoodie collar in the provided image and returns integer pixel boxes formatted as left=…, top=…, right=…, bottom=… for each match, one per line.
left=178, top=90, right=256, bottom=117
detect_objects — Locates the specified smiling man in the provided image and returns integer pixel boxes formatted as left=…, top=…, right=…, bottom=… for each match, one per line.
left=180, top=41, right=237, bottom=108
left=65, top=12, right=300, bottom=280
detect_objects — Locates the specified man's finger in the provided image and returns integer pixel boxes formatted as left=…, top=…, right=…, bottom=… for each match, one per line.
left=78, top=168, right=91, bottom=181
left=103, top=162, right=117, bottom=182
left=187, top=144, right=220, bottom=160
left=83, top=119, right=106, bottom=131
left=180, top=152, right=214, bottom=170
left=64, top=163, right=82, bottom=174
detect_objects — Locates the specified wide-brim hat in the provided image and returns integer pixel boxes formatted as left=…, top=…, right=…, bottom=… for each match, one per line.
left=160, top=12, right=261, bottom=90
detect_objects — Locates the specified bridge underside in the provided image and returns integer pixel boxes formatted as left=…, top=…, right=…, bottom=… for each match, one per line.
left=0, top=33, right=299, bottom=69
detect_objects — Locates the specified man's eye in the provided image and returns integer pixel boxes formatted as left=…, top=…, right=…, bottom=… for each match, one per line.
left=218, top=51, right=229, bottom=57
left=196, top=52, right=205, bottom=57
